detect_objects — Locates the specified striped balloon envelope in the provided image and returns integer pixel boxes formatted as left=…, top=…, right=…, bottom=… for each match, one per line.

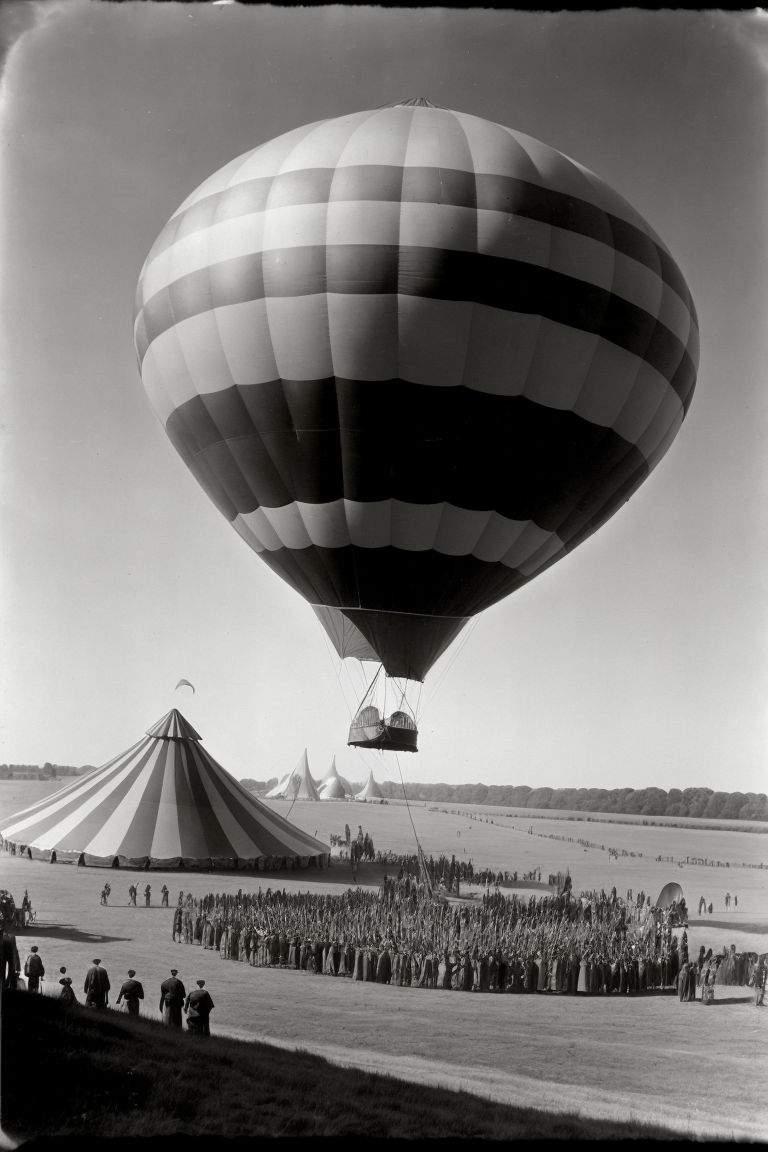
left=0, top=710, right=329, bottom=869
left=134, top=98, right=698, bottom=683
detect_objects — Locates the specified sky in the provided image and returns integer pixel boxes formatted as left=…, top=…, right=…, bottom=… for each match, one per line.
left=1, top=2, right=766, bottom=793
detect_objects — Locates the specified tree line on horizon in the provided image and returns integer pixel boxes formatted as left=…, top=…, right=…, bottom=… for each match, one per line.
left=239, top=776, right=766, bottom=822
left=375, top=782, right=768, bottom=821
left=8, top=764, right=762, bottom=823
left=1, top=763, right=95, bottom=780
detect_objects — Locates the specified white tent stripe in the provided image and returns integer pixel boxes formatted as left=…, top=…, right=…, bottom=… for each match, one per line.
left=82, top=742, right=164, bottom=857
left=1, top=739, right=147, bottom=833
left=3, top=741, right=154, bottom=847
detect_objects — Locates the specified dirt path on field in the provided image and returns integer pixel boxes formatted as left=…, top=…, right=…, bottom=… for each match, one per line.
left=218, top=1021, right=764, bottom=1141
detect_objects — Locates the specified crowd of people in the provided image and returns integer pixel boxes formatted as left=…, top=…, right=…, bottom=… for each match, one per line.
left=170, top=878, right=765, bottom=1002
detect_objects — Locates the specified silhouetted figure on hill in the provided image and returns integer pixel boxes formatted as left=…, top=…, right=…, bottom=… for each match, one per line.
left=84, top=959, right=110, bottom=1008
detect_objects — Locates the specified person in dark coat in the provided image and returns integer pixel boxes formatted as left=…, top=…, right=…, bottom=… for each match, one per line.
left=24, top=945, right=44, bottom=993
left=184, top=979, right=214, bottom=1035
left=2, top=930, right=20, bottom=990
left=116, top=969, right=144, bottom=1016
left=376, top=944, right=392, bottom=984
left=84, top=959, right=110, bottom=1007
left=59, top=976, right=77, bottom=1006
left=160, top=969, right=186, bottom=1027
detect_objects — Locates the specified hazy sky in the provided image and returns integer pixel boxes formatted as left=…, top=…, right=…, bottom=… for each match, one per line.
left=1, top=3, right=766, bottom=793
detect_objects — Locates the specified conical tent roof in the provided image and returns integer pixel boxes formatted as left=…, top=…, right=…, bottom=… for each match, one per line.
left=319, top=777, right=346, bottom=800
left=319, top=757, right=353, bottom=795
left=267, top=750, right=319, bottom=801
left=286, top=750, right=320, bottom=801
left=355, top=769, right=384, bottom=800
left=0, top=709, right=328, bottom=867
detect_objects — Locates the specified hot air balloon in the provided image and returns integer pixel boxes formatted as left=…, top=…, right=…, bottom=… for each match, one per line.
left=134, top=98, right=698, bottom=751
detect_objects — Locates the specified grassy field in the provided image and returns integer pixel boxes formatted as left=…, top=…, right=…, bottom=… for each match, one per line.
left=2, top=991, right=694, bottom=1141
left=2, top=780, right=767, bottom=1140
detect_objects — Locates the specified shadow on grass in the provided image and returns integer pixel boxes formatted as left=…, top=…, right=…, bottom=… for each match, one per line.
left=14, top=925, right=131, bottom=944
left=2, top=992, right=697, bottom=1141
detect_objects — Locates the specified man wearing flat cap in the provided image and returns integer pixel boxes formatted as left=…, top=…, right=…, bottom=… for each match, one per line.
left=84, top=958, right=110, bottom=1008
left=24, top=945, right=44, bottom=993
left=117, top=969, right=145, bottom=1016
left=159, top=968, right=186, bottom=1027
left=184, top=979, right=214, bottom=1036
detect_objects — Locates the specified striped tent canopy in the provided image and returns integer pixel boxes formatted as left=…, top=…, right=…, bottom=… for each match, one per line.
left=355, top=770, right=384, bottom=801
left=134, top=99, right=698, bottom=684
left=0, top=710, right=329, bottom=869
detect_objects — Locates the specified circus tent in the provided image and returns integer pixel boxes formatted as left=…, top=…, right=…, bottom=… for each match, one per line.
left=355, top=770, right=384, bottom=801
left=0, top=710, right=329, bottom=869
left=265, top=773, right=291, bottom=799
left=319, top=777, right=346, bottom=801
left=319, top=757, right=352, bottom=797
left=265, top=750, right=319, bottom=801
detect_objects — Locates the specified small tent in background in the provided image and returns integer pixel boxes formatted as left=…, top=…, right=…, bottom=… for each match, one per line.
left=0, top=710, right=329, bottom=869
left=319, top=757, right=353, bottom=796
left=319, top=776, right=346, bottom=800
left=265, top=773, right=291, bottom=799
left=268, top=750, right=320, bottom=801
left=656, top=882, right=684, bottom=909
left=355, top=769, right=384, bottom=802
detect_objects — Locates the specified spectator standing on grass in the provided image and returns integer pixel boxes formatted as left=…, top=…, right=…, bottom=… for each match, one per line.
left=84, top=959, right=110, bottom=1008
left=144, top=884, right=151, bottom=907
left=24, top=945, right=44, bottom=993
left=160, top=968, right=186, bottom=1027
left=161, top=885, right=169, bottom=907
left=116, top=969, right=144, bottom=1016
left=172, top=905, right=183, bottom=942
left=725, top=893, right=730, bottom=911
left=698, top=895, right=706, bottom=915
left=754, top=956, right=766, bottom=1007
left=4, top=931, right=21, bottom=991
left=184, top=979, right=214, bottom=1035
left=58, top=976, right=76, bottom=1006
left=128, top=884, right=137, bottom=906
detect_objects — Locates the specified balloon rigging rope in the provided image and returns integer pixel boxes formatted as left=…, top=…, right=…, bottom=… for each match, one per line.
left=394, top=750, right=421, bottom=854
left=319, top=629, right=355, bottom=720
left=419, top=617, right=479, bottom=719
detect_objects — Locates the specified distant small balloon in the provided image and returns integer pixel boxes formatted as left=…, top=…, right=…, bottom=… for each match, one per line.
left=175, top=680, right=195, bottom=694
